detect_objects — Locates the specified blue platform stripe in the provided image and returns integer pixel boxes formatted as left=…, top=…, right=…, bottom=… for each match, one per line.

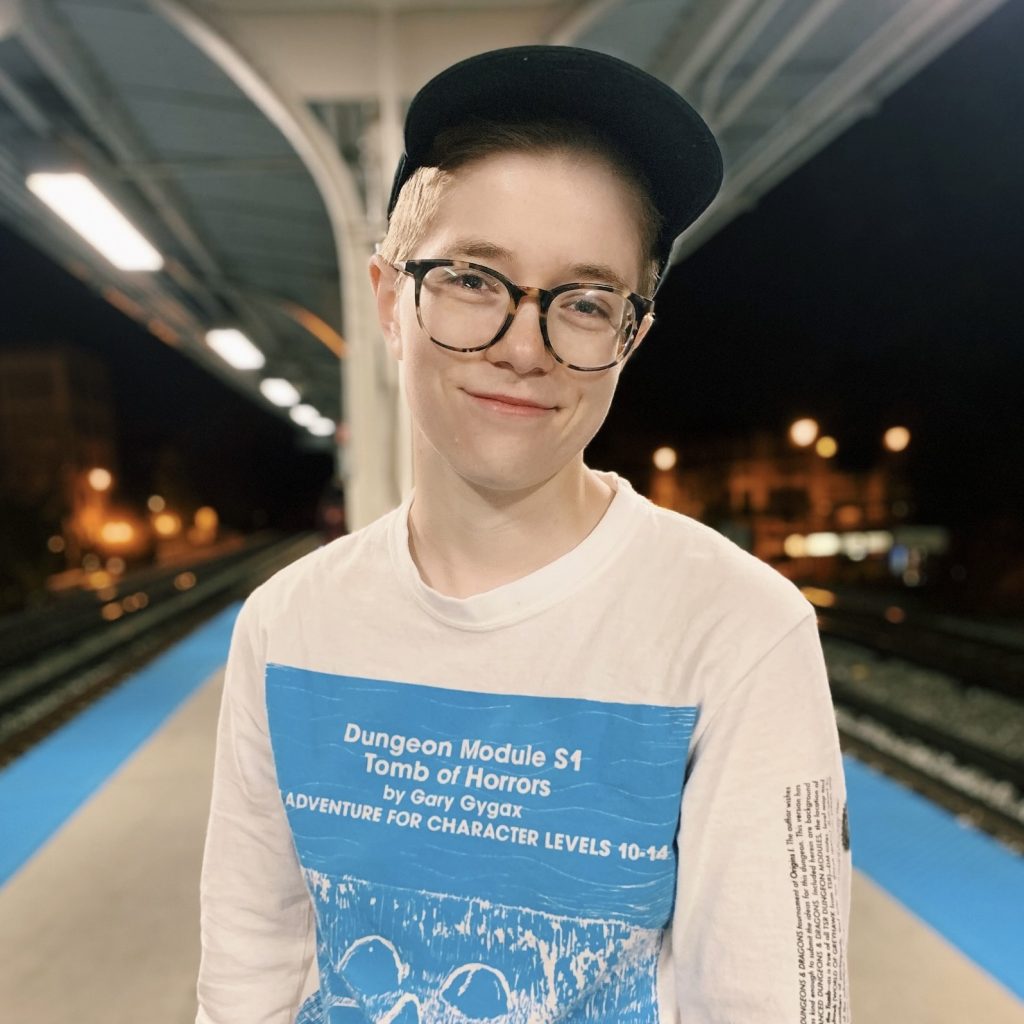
left=0, top=601, right=241, bottom=887
left=844, top=754, right=1024, bottom=1001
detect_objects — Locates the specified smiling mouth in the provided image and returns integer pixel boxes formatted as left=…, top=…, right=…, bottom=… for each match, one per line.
left=463, top=389, right=556, bottom=414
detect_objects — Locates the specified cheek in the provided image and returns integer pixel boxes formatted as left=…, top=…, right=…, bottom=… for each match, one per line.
left=561, top=373, right=621, bottom=452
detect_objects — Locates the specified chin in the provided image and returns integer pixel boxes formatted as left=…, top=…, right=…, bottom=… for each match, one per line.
left=455, top=461, right=557, bottom=495
left=443, top=445, right=569, bottom=496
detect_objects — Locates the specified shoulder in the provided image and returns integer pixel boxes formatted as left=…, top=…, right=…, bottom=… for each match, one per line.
left=245, top=508, right=398, bottom=624
left=613, top=478, right=814, bottom=646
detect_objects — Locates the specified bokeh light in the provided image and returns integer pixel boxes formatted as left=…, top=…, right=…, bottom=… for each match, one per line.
left=816, top=436, right=838, bottom=458
left=652, top=446, right=678, bottom=471
left=789, top=418, right=819, bottom=447
left=884, top=426, right=911, bottom=452
left=87, top=467, right=113, bottom=491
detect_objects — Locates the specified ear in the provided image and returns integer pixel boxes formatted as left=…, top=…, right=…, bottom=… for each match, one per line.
left=368, top=254, right=403, bottom=361
left=627, top=311, right=656, bottom=360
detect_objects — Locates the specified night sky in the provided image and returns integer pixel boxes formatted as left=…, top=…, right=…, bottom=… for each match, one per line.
left=2, top=0, right=1022, bottom=533
left=598, top=0, right=1024, bottom=528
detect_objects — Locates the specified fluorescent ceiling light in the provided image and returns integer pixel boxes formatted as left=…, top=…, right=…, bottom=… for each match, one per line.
left=260, top=378, right=300, bottom=407
left=206, top=328, right=265, bottom=370
left=26, top=172, right=163, bottom=271
left=289, top=403, right=319, bottom=427
left=309, top=416, right=336, bottom=438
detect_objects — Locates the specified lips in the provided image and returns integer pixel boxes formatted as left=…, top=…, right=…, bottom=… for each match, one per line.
left=463, top=389, right=555, bottom=411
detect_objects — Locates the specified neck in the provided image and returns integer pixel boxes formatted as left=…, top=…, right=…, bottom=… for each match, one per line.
left=407, top=451, right=614, bottom=599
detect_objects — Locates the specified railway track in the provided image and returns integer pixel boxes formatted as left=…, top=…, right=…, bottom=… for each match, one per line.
left=0, top=533, right=318, bottom=763
left=816, top=602, right=1024, bottom=700
left=811, top=590, right=1024, bottom=850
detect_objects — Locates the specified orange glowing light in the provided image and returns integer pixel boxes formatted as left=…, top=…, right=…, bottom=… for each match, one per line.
left=101, top=602, right=123, bottom=622
left=153, top=512, right=182, bottom=538
left=784, top=534, right=807, bottom=558
left=652, top=447, right=678, bottom=471
left=174, top=571, right=197, bottom=591
left=88, top=467, right=113, bottom=491
left=835, top=505, right=862, bottom=528
left=194, top=506, right=218, bottom=531
left=100, top=520, right=135, bottom=545
left=884, top=426, right=911, bottom=452
left=815, top=436, right=838, bottom=458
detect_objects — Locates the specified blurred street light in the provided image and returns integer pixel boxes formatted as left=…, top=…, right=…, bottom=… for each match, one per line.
left=884, top=426, right=911, bottom=452
left=652, top=446, right=678, bottom=471
left=87, top=467, right=113, bottom=491
left=153, top=511, right=182, bottom=538
left=816, top=436, right=838, bottom=458
left=789, top=418, right=819, bottom=447
left=147, top=494, right=166, bottom=512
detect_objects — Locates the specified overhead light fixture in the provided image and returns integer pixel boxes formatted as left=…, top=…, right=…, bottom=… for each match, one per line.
left=26, top=172, right=163, bottom=271
left=308, top=416, right=336, bottom=438
left=289, top=403, right=319, bottom=427
left=259, top=378, right=301, bottom=407
left=206, top=328, right=265, bottom=370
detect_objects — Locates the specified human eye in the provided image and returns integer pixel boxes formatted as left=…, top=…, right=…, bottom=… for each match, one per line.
left=436, top=266, right=501, bottom=297
left=557, top=290, right=615, bottom=324
left=567, top=295, right=611, bottom=319
left=452, top=272, right=489, bottom=291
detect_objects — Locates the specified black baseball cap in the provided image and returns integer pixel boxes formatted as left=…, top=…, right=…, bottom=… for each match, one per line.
left=387, top=45, right=723, bottom=281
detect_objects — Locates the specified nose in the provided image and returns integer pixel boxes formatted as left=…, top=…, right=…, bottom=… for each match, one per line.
left=484, top=292, right=554, bottom=376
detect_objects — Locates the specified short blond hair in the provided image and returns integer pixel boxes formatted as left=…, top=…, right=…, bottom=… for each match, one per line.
left=379, top=119, right=663, bottom=297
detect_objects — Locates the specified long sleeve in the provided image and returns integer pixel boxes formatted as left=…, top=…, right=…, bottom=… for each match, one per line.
left=196, top=596, right=317, bottom=1024
left=671, top=612, right=851, bottom=1022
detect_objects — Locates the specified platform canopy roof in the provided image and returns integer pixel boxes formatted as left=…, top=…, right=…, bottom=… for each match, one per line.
left=0, top=0, right=1008, bottom=435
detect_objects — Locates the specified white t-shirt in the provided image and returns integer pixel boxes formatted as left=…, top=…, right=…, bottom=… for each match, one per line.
left=196, top=473, right=851, bottom=1024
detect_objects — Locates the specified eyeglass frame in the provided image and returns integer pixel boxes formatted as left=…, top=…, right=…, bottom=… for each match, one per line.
left=390, top=258, right=655, bottom=372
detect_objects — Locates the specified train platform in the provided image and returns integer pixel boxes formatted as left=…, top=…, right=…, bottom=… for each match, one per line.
left=1, top=604, right=1022, bottom=1023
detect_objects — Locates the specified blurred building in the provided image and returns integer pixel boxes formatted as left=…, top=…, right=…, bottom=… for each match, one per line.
left=0, top=344, right=117, bottom=511
left=649, top=432, right=926, bottom=584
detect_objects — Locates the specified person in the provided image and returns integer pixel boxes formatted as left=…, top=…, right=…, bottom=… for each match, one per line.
left=196, top=46, right=851, bottom=1024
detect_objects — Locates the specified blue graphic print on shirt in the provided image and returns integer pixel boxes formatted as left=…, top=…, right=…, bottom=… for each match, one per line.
left=266, top=666, right=696, bottom=1024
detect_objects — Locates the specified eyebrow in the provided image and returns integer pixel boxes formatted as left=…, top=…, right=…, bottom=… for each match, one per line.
left=442, top=236, right=633, bottom=293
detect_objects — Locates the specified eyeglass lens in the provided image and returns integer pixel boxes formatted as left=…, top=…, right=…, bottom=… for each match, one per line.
left=417, top=265, right=636, bottom=369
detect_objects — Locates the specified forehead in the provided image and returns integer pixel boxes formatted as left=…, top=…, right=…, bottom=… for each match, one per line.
left=415, top=150, right=645, bottom=289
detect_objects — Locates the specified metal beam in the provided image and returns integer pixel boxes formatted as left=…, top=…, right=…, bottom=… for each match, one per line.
left=673, top=0, right=1012, bottom=262
left=699, top=0, right=787, bottom=117
left=17, top=0, right=236, bottom=327
left=113, top=156, right=309, bottom=178
left=666, top=0, right=761, bottom=95
left=712, top=0, right=845, bottom=131
left=0, top=65, right=53, bottom=137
